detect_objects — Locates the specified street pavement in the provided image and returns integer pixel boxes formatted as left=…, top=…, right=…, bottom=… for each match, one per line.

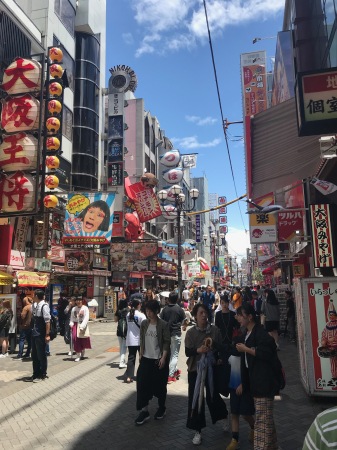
left=0, top=320, right=335, bottom=450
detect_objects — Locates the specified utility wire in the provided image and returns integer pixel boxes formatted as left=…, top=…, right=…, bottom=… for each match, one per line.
left=203, top=0, right=248, bottom=232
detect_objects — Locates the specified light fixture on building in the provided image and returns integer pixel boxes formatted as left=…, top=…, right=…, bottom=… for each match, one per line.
left=319, top=135, right=337, bottom=159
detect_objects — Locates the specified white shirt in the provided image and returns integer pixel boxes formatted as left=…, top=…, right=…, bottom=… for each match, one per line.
left=143, top=323, right=161, bottom=359
left=182, top=289, right=190, bottom=300
left=126, top=310, right=146, bottom=346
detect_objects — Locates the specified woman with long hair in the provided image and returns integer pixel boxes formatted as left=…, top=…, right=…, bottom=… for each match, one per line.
left=0, top=300, right=13, bottom=357
left=236, top=303, right=279, bottom=450
left=124, top=299, right=146, bottom=384
left=114, top=298, right=129, bottom=369
left=262, top=289, right=280, bottom=348
left=135, top=300, right=170, bottom=425
left=185, top=303, right=228, bottom=445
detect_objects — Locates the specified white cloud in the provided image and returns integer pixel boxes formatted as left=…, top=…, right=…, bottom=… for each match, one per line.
left=130, top=0, right=284, bottom=56
left=186, top=115, right=218, bottom=126
left=226, top=227, right=250, bottom=263
left=135, top=33, right=161, bottom=58
left=172, top=135, right=221, bottom=149
left=122, top=33, right=134, bottom=45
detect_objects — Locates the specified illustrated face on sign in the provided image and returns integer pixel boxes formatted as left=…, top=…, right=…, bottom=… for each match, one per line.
left=78, top=200, right=110, bottom=233
left=82, top=207, right=105, bottom=232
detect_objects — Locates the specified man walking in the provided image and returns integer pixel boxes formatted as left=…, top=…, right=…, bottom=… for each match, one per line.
left=25, top=289, right=51, bottom=383
left=160, top=291, right=187, bottom=384
left=201, top=285, right=216, bottom=322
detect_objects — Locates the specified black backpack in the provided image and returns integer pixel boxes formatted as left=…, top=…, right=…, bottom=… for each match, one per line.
left=117, top=317, right=127, bottom=338
left=0, top=310, right=11, bottom=332
left=41, top=304, right=58, bottom=340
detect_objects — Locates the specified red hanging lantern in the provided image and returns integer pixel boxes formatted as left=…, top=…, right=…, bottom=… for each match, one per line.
left=50, top=64, right=63, bottom=79
left=46, top=137, right=60, bottom=151
left=46, top=155, right=60, bottom=170
left=0, top=171, right=35, bottom=212
left=45, top=175, right=59, bottom=189
left=49, top=82, right=63, bottom=97
left=1, top=57, right=41, bottom=95
left=49, top=47, right=63, bottom=63
left=0, top=132, right=38, bottom=172
left=44, top=195, right=58, bottom=208
left=46, top=117, right=60, bottom=133
left=48, top=100, right=62, bottom=114
left=1, top=94, right=40, bottom=133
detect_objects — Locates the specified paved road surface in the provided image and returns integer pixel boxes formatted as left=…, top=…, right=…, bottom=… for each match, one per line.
left=0, top=320, right=335, bottom=450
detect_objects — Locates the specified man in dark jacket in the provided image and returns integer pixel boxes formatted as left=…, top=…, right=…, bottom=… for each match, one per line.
left=57, top=291, right=68, bottom=336
left=160, top=291, right=187, bottom=383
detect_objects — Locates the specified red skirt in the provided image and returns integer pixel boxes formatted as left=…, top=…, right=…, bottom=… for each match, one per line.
left=72, top=322, right=92, bottom=353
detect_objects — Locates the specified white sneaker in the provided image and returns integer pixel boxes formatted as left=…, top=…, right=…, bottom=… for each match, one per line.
left=0, top=353, right=8, bottom=358
left=119, top=363, right=127, bottom=369
left=74, top=357, right=80, bottom=362
left=68, top=351, right=72, bottom=356
left=192, top=432, right=202, bottom=445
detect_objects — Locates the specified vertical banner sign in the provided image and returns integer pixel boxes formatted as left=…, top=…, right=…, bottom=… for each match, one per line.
left=240, top=51, right=268, bottom=116
left=249, top=193, right=277, bottom=244
left=307, top=280, right=337, bottom=391
left=14, top=216, right=30, bottom=251
left=195, top=214, right=201, bottom=243
left=310, top=204, right=336, bottom=268
left=278, top=210, right=304, bottom=242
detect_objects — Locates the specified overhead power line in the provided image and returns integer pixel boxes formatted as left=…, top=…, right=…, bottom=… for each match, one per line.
left=202, top=0, right=248, bottom=232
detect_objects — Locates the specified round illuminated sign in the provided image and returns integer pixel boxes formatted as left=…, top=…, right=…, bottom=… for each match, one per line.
left=108, top=65, right=138, bottom=93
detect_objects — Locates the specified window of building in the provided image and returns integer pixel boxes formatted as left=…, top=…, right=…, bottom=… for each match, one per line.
left=53, top=36, right=75, bottom=91
left=62, top=105, right=73, bottom=141
left=73, top=127, right=99, bottom=157
left=54, top=0, right=76, bottom=36
left=151, top=125, right=155, bottom=154
left=151, top=224, right=156, bottom=236
left=145, top=117, right=150, bottom=147
left=74, top=108, right=99, bottom=132
left=76, top=33, right=101, bottom=68
left=145, top=154, right=150, bottom=172
left=150, top=160, right=156, bottom=176
left=74, top=79, right=99, bottom=112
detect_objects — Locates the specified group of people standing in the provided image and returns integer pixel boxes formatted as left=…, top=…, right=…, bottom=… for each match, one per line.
left=114, top=285, right=284, bottom=449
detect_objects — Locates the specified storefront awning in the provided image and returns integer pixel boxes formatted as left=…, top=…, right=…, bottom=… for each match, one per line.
left=250, top=98, right=323, bottom=199
left=53, top=266, right=110, bottom=276
left=130, top=271, right=152, bottom=278
left=0, top=270, right=13, bottom=286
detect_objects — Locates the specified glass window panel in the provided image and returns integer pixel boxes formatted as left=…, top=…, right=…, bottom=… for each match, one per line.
left=74, top=79, right=99, bottom=112
left=53, top=36, right=75, bottom=91
left=54, top=0, right=75, bottom=36
left=74, top=108, right=99, bottom=132
left=73, top=127, right=98, bottom=157
left=72, top=154, right=98, bottom=177
left=76, top=33, right=100, bottom=67
left=72, top=174, right=98, bottom=191
left=75, top=60, right=100, bottom=84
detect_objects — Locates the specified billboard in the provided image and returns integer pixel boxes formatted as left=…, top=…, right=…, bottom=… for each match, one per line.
left=64, top=250, right=93, bottom=271
left=249, top=193, right=277, bottom=243
left=110, top=242, right=157, bottom=272
left=63, top=193, right=116, bottom=245
left=241, top=51, right=268, bottom=116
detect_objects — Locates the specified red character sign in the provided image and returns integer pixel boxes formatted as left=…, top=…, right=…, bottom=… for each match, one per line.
left=1, top=94, right=39, bottom=132
left=0, top=171, right=34, bottom=212
left=1, top=57, right=41, bottom=95
left=0, top=132, right=38, bottom=171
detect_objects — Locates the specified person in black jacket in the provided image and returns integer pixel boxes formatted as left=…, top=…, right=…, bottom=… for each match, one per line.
left=235, top=303, right=279, bottom=450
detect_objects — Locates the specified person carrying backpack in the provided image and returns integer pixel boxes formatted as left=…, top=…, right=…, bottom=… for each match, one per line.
left=115, top=299, right=129, bottom=369
left=0, top=300, right=13, bottom=358
left=25, top=290, right=51, bottom=383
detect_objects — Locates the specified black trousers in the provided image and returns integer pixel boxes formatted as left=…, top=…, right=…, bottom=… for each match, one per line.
left=31, top=335, right=47, bottom=378
left=187, top=370, right=228, bottom=432
left=136, top=356, right=169, bottom=410
left=125, top=345, right=140, bottom=378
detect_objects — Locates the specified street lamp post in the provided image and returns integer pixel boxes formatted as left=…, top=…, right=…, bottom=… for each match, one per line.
left=158, top=185, right=199, bottom=301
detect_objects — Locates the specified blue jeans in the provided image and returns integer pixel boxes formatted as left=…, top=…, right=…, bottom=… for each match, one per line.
left=31, top=335, right=47, bottom=378
left=169, top=335, right=182, bottom=377
left=18, top=329, right=32, bottom=357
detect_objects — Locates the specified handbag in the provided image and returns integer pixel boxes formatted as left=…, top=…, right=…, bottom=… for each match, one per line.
left=77, top=323, right=90, bottom=338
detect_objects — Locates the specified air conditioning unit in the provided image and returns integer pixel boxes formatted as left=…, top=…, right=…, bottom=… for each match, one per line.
left=319, top=135, right=337, bottom=159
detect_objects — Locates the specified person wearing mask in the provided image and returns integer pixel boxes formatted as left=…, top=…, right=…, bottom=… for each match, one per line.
left=17, top=296, right=33, bottom=359
left=160, top=291, right=187, bottom=383
left=124, top=299, right=146, bottom=384
left=25, top=290, right=50, bottom=382
left=135, top=300, right=170, bottom=425
left=236, top=303, right=280, bottom=450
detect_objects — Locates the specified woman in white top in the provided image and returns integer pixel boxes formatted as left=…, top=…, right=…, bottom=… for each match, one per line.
left=124, top=299, right=146, bottom=383
left=70, top=298, right=91, bottom=362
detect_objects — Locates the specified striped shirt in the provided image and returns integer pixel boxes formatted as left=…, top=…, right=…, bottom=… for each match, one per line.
left=303, top=407, right=337, bottom=450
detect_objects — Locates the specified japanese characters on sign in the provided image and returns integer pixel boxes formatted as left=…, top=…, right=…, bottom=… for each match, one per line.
left=296, top=68, right=337, bottom=136
left=219, top=216, right=227, bottom=224
left=278, top=210, right=304, bottom=242
left=195, top=214, right=201, bottom=243
left=64, top=250, right=93, bottom=271
left=63, top=193, right=116, bottom=245
left=249, top=193, right=277, bottom=244
left=241, top=51, right=268, bottom=117
left=157, top=258, right=177, bottom=276
left=181, top=154, right=197, bottom=169
left=127, top=181, right=162, bottom=223
left=310, top=204, right=336, bottom=268
left=108, top=162, right=124, bottom=187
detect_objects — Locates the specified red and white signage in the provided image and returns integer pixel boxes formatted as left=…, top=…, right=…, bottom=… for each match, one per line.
left=0, top=171, right=35, bottom=212
left=310, top=204, right=335, bottom=268
left=0, top=133, right=38, bottom=172
left=278, top=210, right=304, bottom=242
left=1, top=94, right=40, bottom=133
left=127, top=181, right=162, bottom=223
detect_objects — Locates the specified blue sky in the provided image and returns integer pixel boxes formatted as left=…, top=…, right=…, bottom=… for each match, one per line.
left=105, top=0, right=285, bottom=259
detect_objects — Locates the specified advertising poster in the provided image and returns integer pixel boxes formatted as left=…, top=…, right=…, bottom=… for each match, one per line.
left=241, top=51, right=268, bottom=116
left=64, top=250, right=93, bottom=271
left=310, top=204, right=336, bottom=268
left=63, top=192, right=115, bottom=245
left=108, top=162, right=124, bottom=187
left=68, top=276, right=87, bottom=297
left=307, top=280, right=337, bottom=391
left=127, top=181, right=162, bottom=222
left=249, top=193, right=277, bottom=243
left=111, top=242, right=157, bottom=271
